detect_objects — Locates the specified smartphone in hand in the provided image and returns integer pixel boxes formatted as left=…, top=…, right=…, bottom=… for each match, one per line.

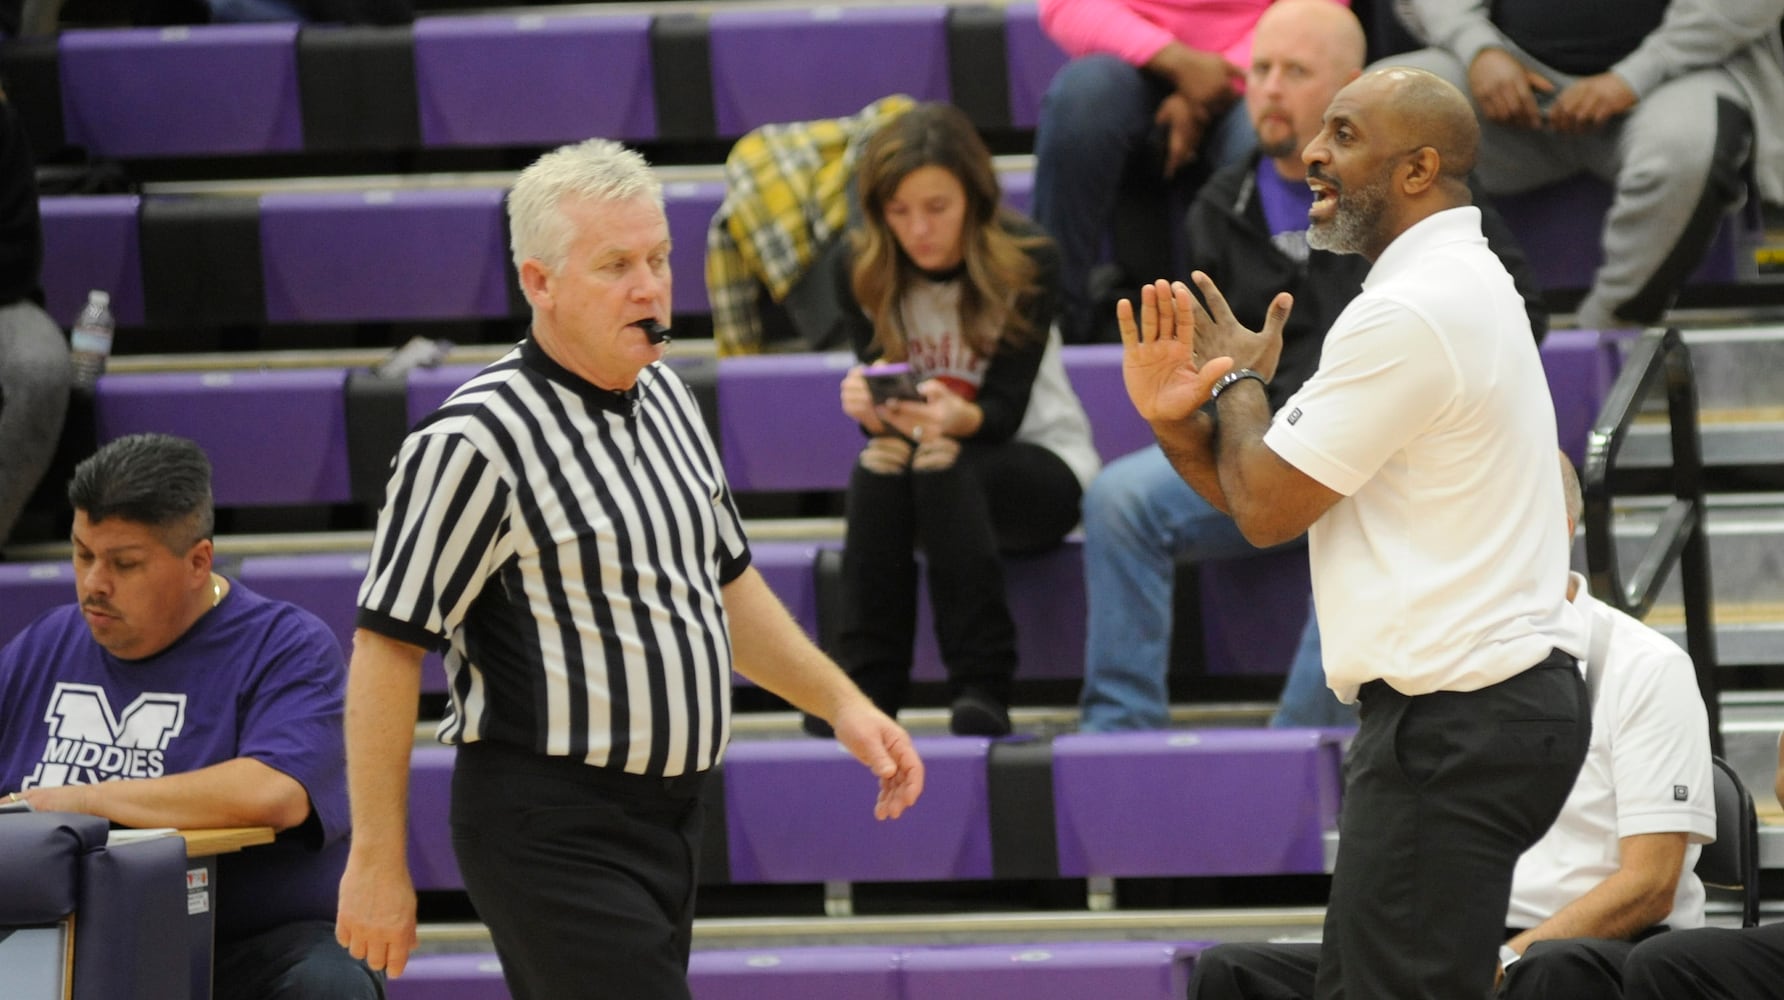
left=862, top=363, right=924, bottom=405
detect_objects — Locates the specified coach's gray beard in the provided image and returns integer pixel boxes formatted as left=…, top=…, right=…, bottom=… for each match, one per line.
left=1307, top=173, right=1389, bottom=256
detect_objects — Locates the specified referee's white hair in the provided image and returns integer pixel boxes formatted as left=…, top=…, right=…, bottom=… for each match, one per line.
left=508, top=138, right=664, bottom=273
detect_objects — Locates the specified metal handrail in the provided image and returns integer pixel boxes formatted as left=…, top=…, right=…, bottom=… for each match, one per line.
left=1581, top=327, right=1720, bottom=756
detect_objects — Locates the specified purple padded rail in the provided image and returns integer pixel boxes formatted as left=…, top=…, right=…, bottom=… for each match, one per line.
left=59, top=24, right=303, bottom=158
left=385, top=953, right=509, bottom=1000
left=1052, top=729, right=1343, bottom=877
left=664, top=179, right=725, bottom=317
left=414, top=14, right=656, bottom=148
left=234, top=554, right=450, bottom=695
left=405, top=747, right=463, bottom=893
left=708, top=6, right=951, bottom=136
left=724, top=736, right=993, bottom=883
left=38, top=196, right=146, bottom=329
left=1003, top=3, right=1070, bottom=130
left=260, top=188, right=512, bottom=324
left=690, top=947, right=903, bottom=1000
left=0, top=562, right=74, bottom=651
left=95, top=369, right=352, bottom=506
left=1540, top=328, right=1628, bottom=467
left=1493, top=176, right=1739, bottom=292
left=901, top=941, right=1208, bottom=1000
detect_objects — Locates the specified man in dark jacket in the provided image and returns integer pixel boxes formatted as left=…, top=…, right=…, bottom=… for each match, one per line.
left=1078, top=0, right=1545, bottom=732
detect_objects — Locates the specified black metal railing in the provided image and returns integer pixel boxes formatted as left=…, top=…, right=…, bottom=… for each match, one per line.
left=1581, top=327, right=1720, bottom=756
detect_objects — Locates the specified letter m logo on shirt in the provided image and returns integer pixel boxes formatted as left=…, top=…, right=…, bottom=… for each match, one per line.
left=27, top=682, right=187, bottom=786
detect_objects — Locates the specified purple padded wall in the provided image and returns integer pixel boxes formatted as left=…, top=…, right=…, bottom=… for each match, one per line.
left=414, top=14, right=656, bottom=147
left=690, top=947, right=903, bottom=1000
left=260, top=189, right=512, bottom=323
left=405, top=747, right=462, bottom=892
left=38, top=196, right=146, bottom=328
left=95, top=369, right=352, bottom=506
left=1052, top=730, right=1343, bottom=877
left=901, top=941, right=1206, bottom=1000
left=708, top=6, right=951, bottom=135
left=1003, top=3, right=1069, bottom=130
left=59, top=25, right=303, bottom=158
left=724, top=737, right=993, bottom=883
left=385, top=953, right=509, bottom=1000
left=664, top=179, right=725, bottom=317
left=0, top=562, right=74, bottom=650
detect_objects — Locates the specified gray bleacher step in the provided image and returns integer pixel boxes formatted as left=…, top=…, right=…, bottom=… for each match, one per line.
left=413, top=907, right=1330, bottom=957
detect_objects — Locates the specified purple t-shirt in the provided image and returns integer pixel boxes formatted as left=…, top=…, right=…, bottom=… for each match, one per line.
left=1254, top=158, right=1317, bottom=263
left=0, top=581, right=350, bottom=941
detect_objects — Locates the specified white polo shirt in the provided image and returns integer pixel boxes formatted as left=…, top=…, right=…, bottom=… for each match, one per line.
left=1264, top=207, right=1586, bottom=701
left=1506, top=575, right=1716, bottom=930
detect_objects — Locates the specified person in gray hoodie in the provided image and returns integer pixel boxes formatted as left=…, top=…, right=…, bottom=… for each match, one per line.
left=1390, top=0, right=1784, bottom=329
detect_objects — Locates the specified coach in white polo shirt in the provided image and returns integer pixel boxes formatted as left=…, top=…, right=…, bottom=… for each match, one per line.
left=1119, top=67, right=1590, bottom=998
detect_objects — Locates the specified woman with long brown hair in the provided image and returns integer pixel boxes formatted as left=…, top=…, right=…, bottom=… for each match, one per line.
left=810, top=102, right=1098, bottom=737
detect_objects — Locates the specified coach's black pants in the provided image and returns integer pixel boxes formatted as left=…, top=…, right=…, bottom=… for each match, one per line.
left=450, top=742, right=707, bottom=1000
left=1624, top=923, right=1784, bottom=999
left=1192, top=935, right=1634, bottom=1000
left=1317, top=652, right=1589, bottom=999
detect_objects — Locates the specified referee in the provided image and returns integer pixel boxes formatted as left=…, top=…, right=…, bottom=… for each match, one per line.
left=333, top=139, right=925, bottom=999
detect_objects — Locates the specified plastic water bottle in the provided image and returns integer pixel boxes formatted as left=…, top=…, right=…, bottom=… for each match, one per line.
left=69, top=289, right=115, bottom=394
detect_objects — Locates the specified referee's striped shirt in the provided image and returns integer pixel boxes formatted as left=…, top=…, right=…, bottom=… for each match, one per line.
left=356, top=338, right=749, bottom=777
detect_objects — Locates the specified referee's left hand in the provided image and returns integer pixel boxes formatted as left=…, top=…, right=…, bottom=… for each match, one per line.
left=831, top=700, right=925, bottom=820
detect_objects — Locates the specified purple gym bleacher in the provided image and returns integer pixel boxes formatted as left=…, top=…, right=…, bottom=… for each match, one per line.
left=58, top=24, right=304, bottom=158
left=724, top=736, right=993, bottom=882
left=707, top=5, right=951, bottom=136
left=1003, top=2, right=1069, bottom=130
left=259, top=188, right=513, bottom=324
left=1052, top=729, right=1345, bottom=878
left=37, top=195, right=145, bottom=329
left=412, top=13, right=656, bottom=148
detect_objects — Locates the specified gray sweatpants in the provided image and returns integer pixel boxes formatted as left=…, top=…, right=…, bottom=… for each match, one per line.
left=0, top=300, right=70, bottom=546
left=1382, top=44, right=1752, bottom=328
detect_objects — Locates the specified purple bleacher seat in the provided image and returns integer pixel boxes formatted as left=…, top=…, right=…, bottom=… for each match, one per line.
left=234, top=554, right=452, bottom=697
left=724, top=736, right=992, bottom=883
left=1198, top=545, right=1312, bottom=677
left=1000, top=168, right=1034, bottom=218
left=750, top=540, right=827, bottom=638
left=259, top=189, right=511, bottom=324
left=1493, top=176, right=1738, bottom=292
left=59, top=25, right=303, bottom=158
left=1052, top=729, right=1343, bottom=877
left=95, top=369, right=352, bottom=507
left=385, top=953, right=508, bottom=1000
left=1003, top=3, right=1070, bottom=130
left=1060, top=343, right=1153, bottom=464
left=38, top=196, right=146, bottom=329
left=0, top=562, right=73, bottom=649
left=716, top=352, right=860, bottom=492
left=664, top=180, right=726, bottom=317
left=689, top=946, right=903, bottom=1000
left=406, top=746, right=462, bottom=892
left=414, top=14, right=656, bottom=148
left=407, top=363, right=486, bottom=426
left=901, top=941, right=1207, bottom=1000
left=1539, top=328, right=1628, bottom=467
left=707, top=6, right=951, bottom=136
left=908, top=540, right=1086, bottom=683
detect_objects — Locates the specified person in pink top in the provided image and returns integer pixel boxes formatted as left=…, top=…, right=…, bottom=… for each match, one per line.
left=1034, top=0, right=1343, bottom=343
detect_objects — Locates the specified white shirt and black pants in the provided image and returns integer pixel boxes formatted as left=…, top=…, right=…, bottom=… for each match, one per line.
left=1202, top=208, right=1592, bottom=999
left=357, top=339, right=748, bottom=1000
left=1188, top=572, right=1716, bottom=1000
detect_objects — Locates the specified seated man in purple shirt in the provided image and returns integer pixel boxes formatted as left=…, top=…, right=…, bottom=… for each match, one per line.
left=0, top=433, right=380, bottom=1000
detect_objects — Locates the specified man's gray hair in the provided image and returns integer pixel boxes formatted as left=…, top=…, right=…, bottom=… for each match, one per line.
left=507, top=138, right=663, bottom=273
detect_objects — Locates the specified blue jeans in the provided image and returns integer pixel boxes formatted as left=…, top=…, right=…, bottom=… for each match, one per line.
left=1032, top=54, right=1257, bottom=344
left=1077, top=446, right=1353, bottom=731
left=214, top=920, right=383, bottom=1000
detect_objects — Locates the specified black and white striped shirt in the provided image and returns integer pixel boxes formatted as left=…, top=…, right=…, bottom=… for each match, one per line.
left=357, top=338, right=749, bottom=776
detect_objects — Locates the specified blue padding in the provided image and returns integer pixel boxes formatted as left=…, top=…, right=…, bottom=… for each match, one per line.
left=0, top=811, right=109, bottom=924
left=72, top=835, right=189, bottom=1000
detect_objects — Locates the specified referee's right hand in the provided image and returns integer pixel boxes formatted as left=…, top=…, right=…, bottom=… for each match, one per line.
left=832, top=700, right=926, bottom=820
left=337, top=851, right=419, bottom=977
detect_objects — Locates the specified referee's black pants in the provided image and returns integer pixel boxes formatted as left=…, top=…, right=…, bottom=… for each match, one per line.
left=450, top=742, right=707, bottom=1000
left=1316, top=651, right=1589, bottom=999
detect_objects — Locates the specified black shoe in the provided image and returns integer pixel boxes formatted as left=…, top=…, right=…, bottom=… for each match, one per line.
left=800, top=712, right=835, bottom=739
left=949, top=689, right=1011, bottom=737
